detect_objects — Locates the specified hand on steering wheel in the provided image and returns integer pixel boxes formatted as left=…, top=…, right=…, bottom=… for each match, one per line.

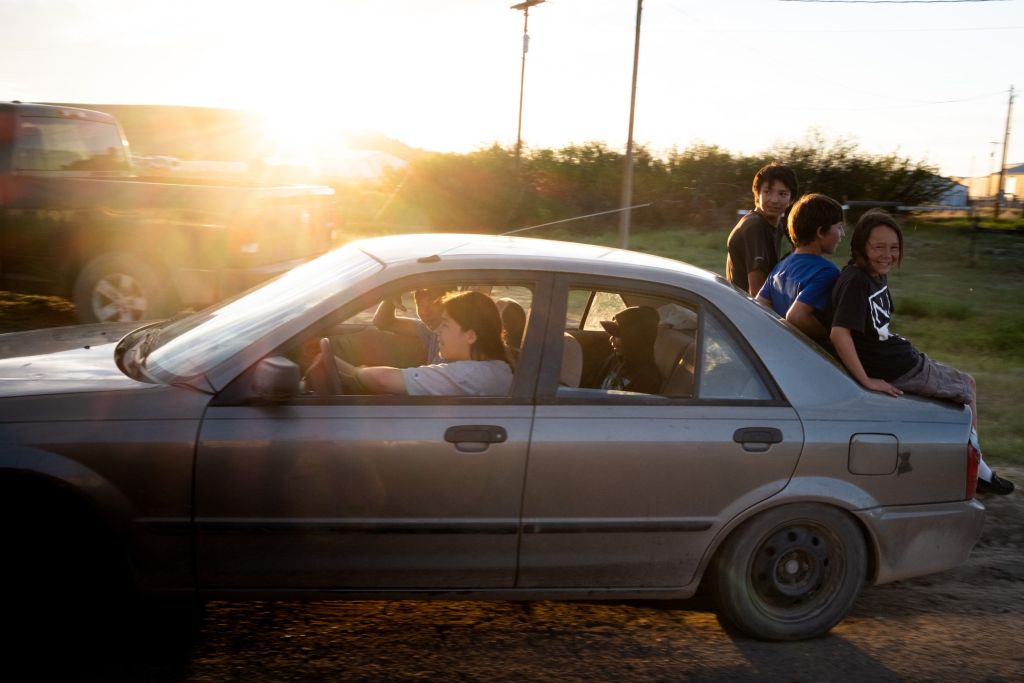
left=319, top=338, right=345, bottom=394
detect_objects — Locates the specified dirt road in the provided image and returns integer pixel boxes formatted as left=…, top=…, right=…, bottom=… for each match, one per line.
left=14, top=469, right=1024, bottom=683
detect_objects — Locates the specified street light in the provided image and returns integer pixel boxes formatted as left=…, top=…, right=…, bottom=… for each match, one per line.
left=510, top=1, right=546, bottom=166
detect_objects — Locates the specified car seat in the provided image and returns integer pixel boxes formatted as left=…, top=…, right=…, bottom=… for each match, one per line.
left=560, top=333, right=583, bottom=387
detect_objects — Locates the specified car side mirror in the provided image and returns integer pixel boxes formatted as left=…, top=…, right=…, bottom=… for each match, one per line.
left=252, top=356, right=300, bottom=401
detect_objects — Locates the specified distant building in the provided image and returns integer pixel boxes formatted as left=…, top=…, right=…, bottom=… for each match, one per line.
left=938, top=181, right=969, bottom=206
left=965, top=162, right=1023, bottom=201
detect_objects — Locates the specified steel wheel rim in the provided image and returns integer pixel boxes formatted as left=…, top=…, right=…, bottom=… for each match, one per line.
left=748, top=521, right=845, bottom=622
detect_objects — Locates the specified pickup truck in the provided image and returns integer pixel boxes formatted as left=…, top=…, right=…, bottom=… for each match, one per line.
left=0, top=102, right=336, bottom=322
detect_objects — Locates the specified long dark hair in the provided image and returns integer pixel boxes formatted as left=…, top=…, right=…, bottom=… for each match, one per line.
left=441, top=291, right=509, bottom=363
left=849, top=209, right=904, bottom=267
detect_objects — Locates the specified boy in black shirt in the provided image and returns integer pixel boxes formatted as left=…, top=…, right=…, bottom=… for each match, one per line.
left=726, top=163, right=798, bottom=296
left=830, top=210, right=1013, bottom=495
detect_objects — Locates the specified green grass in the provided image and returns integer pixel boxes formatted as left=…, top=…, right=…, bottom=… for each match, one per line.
left=2, top=220, right=1021, bottom=465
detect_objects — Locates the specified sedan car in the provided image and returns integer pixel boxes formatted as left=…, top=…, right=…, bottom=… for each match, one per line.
left=0, top=233, right=984, bottom=641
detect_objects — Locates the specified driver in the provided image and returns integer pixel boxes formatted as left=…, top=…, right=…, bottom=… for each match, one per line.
left=333, top=291, right=512, bottom=396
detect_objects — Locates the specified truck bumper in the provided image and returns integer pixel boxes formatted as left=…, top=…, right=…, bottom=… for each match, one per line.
left=172, top=257, right=311, bottom=307
left=854, top=498, right=985, bottom=585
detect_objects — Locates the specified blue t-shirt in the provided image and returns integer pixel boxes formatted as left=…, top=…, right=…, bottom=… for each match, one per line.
left=757, top=253, right=840, bottom=317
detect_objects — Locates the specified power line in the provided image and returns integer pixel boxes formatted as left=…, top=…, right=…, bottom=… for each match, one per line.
left=649, top=25, right=1024, bottom=34
left=778, top=0, right=1009, bottom=4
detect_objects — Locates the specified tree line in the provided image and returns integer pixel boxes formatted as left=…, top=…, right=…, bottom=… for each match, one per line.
left=337, top=132, right=953, bottom=233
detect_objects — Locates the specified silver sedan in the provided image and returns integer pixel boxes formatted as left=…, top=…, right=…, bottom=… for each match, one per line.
left=0, top=233, right=984, bottom=641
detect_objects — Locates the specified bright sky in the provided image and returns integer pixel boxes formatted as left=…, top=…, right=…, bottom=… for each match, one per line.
left=1, top=0, right=1021, bottom=177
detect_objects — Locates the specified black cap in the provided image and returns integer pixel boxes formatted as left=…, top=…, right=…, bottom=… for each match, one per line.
left=600, top=306, right=659, bottom=339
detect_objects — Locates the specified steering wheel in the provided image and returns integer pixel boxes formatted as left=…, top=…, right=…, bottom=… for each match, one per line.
left=319, top=337, right=345, bottom=395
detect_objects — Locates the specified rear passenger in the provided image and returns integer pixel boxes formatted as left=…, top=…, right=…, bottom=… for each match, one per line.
left=756, top=193, right=845, bottom=345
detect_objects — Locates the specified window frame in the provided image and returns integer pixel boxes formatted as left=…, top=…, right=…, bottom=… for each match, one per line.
left=535, top=274, right=788, bottom=407
left=212, top=269, right=554, bottom=407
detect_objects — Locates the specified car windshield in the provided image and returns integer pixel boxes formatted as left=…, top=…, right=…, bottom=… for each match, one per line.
left=141, top=244, right=382, bottom=382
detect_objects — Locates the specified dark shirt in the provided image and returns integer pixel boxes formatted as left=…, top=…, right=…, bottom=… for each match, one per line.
left=598, top=354, right=662, bottom=394
left=830, top=265, right=920, bottom=381
left=726, top=210, right=786, bottom=292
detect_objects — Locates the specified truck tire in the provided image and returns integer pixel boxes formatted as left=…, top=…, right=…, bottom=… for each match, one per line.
left=72, top=252, right=170, bottom=323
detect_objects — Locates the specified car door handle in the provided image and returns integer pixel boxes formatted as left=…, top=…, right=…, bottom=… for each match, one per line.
left=733, top=427, right=783, bottom=453
left=445, top=425, right=507, bottom=453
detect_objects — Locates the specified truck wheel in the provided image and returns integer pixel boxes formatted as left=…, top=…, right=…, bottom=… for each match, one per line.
left=712, top=503, right=867, bottom=641
left=72, top=253, right=170, bottom=323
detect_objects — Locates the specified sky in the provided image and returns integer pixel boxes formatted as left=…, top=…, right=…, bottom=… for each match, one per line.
left=1, top=0, right=1021, bottom=178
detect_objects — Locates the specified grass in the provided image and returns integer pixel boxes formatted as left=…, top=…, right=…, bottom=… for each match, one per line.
left=2, top=219, right=1021, bottom=465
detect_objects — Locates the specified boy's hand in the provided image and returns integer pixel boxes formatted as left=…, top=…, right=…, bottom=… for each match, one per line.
left=862, top=377, right=903, bottom=397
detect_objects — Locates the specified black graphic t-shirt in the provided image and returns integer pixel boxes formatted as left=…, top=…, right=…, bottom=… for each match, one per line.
left=831, top=265, right=920, bottom=381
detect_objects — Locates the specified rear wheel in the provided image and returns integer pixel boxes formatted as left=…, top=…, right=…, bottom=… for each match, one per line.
left=72, top=252, right=171, bottom=323
left=712, top=503, right=867, bottom=641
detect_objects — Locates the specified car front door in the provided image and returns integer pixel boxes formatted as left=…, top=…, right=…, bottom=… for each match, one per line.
left=518, top=276, right=804, bottom=589
left=194, top=274, right=549, bottom=590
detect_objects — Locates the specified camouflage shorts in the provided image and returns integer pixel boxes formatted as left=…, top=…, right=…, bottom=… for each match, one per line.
left=892, top=353, right=975, bottom=406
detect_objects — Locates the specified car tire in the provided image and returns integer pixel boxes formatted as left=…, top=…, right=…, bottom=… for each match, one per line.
left=72, top=252, right=171, bottom=323
left=712, top=503, right=867, bottom=641
left=2, top=484, right=132, bottom=644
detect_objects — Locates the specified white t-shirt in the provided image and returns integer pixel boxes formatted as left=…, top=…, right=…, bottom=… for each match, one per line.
left=402, top=360, right=512, bottom=396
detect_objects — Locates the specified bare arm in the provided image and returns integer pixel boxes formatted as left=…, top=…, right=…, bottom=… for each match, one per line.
left=755, top=295, right=772, bottom=308
left=829, top=326, right=902, bottom=397
left=785, top=301, right=827, bottom=341
left=335, top=356, right=408, bottom=395
left=372, top=297, right=421, bottom=337
left=746, top=269, right=767, bottom=298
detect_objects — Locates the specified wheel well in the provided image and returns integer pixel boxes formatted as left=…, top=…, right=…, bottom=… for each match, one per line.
left=698, top=501, right=880, bottom=592
left=0, top=471, right=133, bottom=581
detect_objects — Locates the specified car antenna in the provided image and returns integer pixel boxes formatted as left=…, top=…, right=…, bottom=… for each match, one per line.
left=499, top=203, right=651, bottom=237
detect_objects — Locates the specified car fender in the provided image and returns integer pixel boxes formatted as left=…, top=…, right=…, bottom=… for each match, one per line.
left=689, top=476, right=883, bottom=589
left=0, top=444, right=138, bottom=542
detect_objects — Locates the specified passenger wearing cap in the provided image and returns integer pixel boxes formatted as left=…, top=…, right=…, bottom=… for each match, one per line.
left=595, top=305, right=662, bottom=394
left=373, top=286, right=448, bottom=364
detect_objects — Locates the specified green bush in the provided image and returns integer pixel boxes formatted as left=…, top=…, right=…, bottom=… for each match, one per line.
left=357, top=133, right=952, bottom=234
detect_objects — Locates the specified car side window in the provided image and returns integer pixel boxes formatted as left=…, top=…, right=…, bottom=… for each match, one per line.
left=699, top=314, right=771, bottom=400
left=582, top=291, right=626, bottom=331
left=557, top=290, right=698, bottom=399
left=296, top=282, right=534, bottom=399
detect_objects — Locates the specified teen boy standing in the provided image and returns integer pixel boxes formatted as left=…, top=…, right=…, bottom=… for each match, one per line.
left=756, top=193, right=845, bottom=343
left=726, top=163, right=799, bottom=296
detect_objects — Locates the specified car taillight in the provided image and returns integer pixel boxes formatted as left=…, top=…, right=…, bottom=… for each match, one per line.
left=965, top=441, right=981, bottom=499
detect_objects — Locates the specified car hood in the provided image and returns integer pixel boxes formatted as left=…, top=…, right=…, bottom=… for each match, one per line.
left=0, top=340, right=148, bottom=397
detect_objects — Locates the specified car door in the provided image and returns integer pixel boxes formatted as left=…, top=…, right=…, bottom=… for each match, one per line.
left=518, top=276, right=804, bottom=589
left=194, top=274, right=549, bottom=590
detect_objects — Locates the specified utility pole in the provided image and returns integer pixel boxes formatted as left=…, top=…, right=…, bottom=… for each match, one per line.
left=994, top=84, right=1014, bottom=221
left=511, top=1, right=545, bottom=168
left=618, top=0, right=643, bottom=249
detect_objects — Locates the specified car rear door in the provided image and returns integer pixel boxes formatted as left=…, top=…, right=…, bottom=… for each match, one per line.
left=518, top=276, right=804, bottom=589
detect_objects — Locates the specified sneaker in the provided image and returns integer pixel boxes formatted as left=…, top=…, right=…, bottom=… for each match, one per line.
left=977, top=472, right=1015, bottom=496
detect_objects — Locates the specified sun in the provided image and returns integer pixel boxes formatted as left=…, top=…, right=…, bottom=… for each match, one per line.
left=251, top=107, right=348, bottom=168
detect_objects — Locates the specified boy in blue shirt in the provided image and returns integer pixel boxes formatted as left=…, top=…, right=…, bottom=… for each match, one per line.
left=757, top=193, right=845, bottom=344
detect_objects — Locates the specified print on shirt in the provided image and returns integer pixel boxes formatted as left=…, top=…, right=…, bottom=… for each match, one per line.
left=868, top=286, right=893, bottom=341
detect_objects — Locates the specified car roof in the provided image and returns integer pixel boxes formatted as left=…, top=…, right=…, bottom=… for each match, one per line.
left=353, top=233, right=718, bottom=282
left=0, top=101, right=118, bottom=123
